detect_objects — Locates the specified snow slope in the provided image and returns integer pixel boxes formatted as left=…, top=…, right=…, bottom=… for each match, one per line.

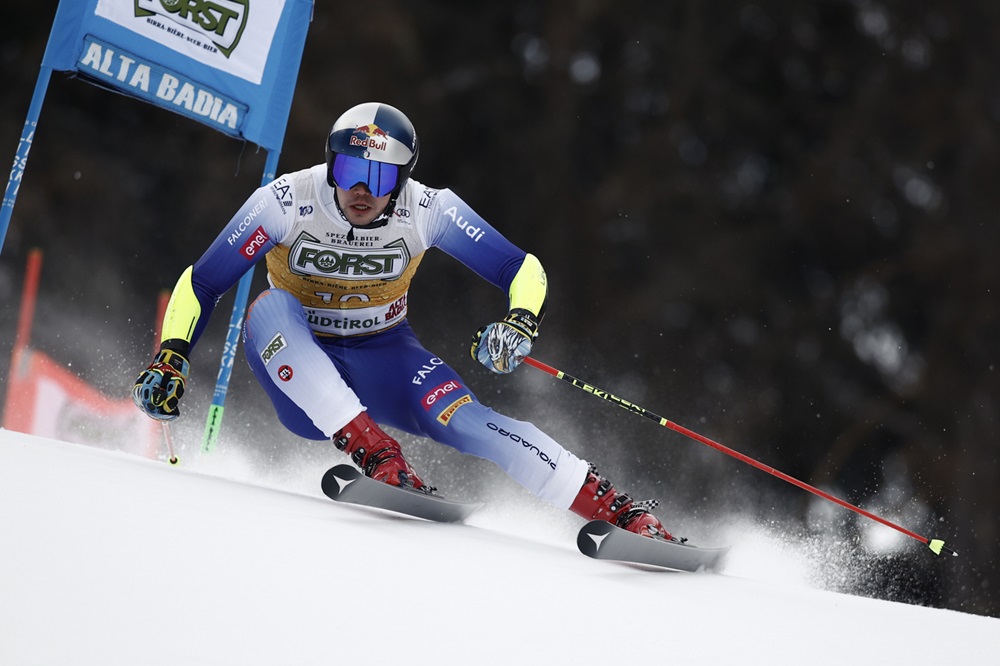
left=1, top=429, right=996, bottom=666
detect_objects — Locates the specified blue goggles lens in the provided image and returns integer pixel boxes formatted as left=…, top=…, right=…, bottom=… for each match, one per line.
left=331, top=153, right=399, bottom=197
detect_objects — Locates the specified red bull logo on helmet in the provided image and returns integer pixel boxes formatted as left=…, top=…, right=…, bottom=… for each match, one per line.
left=350, top=124, right=388, bottom=151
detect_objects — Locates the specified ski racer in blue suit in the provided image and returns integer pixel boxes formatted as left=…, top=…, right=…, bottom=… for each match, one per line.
left=133, top=102, right=675, bottom=540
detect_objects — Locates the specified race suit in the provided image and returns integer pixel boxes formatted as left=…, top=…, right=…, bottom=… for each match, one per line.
left=160, top=164, right=589, bottom=509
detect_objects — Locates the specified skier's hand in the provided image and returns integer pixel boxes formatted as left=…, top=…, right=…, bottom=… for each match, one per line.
left=471, top=309, right=540, bottom=374
left=132, top=348, right=190, bottom=421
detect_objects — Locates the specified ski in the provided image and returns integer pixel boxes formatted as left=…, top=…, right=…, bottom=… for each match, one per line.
left=321, top=464, right=483, bottom=523
left=577, top=520, right=729, bottom=573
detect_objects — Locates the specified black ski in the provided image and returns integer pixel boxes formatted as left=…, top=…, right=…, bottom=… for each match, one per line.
left=577, top=520, right=729, bottom=573
left=321, top=464, right=482, bottom=523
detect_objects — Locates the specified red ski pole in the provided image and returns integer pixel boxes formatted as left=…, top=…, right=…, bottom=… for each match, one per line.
left=523, top=356, right=957, bottom=557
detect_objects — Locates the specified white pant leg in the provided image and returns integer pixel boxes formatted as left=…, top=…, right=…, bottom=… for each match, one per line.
left=244, top=289, right=363, bottom=437
left=438, top=403, right=590, bottom=509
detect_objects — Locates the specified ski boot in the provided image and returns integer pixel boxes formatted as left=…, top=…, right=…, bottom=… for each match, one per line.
left=570, top=464, right=678, bottom=541
left=333, top=411, right=432, bottom=493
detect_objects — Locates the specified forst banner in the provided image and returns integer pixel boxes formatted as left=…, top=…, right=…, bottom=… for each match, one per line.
left=39, top=0, right=312, bottom=150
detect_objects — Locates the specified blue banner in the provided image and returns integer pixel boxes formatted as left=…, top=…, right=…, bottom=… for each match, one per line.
left=40, top=0, right=312, bottom=151
left=1, top=0, right=314, bottom=443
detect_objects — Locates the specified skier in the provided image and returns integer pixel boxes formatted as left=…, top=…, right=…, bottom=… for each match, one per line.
left=132, top=102, right=676, bottom=540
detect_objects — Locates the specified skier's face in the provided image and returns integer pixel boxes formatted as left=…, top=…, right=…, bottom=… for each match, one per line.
left=336, top=183, right=391, bottom=227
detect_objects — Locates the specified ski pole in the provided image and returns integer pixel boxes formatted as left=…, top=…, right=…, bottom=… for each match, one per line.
left=162, top=422, right=179, bottom=466
left=523, top=356, right=957, bottom=557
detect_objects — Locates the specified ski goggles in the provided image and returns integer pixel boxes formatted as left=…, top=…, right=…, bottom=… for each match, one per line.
left=331, top=153, right=399, bottom=197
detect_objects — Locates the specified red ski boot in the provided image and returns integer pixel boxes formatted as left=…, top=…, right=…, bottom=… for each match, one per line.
left=569, top=464, right=677, bottom=540
left=333, top=411, right=431, bottom=492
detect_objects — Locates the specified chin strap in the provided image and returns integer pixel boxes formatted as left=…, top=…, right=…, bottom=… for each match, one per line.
left=334, top=190, right=394, bottom=243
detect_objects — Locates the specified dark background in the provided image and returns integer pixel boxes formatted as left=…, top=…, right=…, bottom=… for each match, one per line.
left=2, top=1, right=997, bottom=617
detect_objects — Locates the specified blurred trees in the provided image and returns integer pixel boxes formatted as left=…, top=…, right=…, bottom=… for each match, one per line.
left=1, top=1, right=996, bottom=615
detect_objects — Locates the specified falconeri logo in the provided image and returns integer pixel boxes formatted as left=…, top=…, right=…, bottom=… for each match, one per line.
left=134, top=0, right=250, bottom=58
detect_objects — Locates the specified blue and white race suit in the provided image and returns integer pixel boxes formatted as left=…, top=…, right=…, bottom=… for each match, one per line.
left=175, top=164, right=588, bottom=508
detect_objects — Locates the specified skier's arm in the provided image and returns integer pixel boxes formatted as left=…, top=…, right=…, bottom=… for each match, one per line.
left=166, top=178, right=293, bottom=352
left=422, top=189, right=547, bottom=374
left=132, top=179, right=293, bottom=421
left=507, top=251, right=547, bottom=319
left=158, top=265, right=201, bottom=356
left=470, top=253, right=547, bottom=374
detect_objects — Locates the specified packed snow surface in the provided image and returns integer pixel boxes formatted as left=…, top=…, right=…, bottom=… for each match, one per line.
left=1, top=430, right=996, bottom=665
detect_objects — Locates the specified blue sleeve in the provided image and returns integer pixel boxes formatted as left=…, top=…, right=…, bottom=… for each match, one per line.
left=423, top=188, right=526, bottom=296
left=186, top=178, right=294, bottom=345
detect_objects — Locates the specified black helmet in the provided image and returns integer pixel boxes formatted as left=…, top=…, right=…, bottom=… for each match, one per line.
left=325, top=102, right=419, bottom=199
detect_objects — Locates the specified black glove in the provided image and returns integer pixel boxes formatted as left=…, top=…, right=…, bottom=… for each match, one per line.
left=470, top=309, right=540, bottom=374
left=132, top=344, right=190, bottom=421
